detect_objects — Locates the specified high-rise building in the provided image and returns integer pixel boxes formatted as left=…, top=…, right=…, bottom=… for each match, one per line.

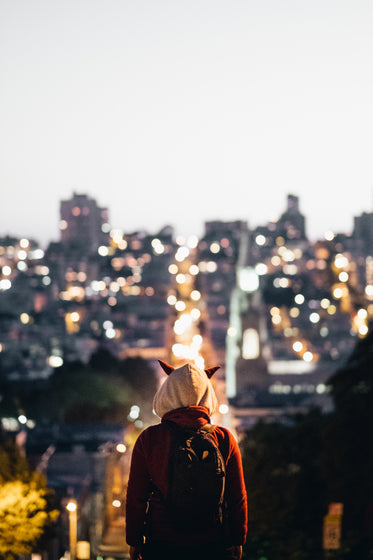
left=353, top=211, right=373, bottom=256
left=225, top=229, right=269, bottom=402
left=59, top=192, right=109, bottom=251
left=276, top=194, right=307, bottom=241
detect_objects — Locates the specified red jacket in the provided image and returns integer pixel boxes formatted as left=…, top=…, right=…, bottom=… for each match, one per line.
left=126, top=406, right=248, bottom=547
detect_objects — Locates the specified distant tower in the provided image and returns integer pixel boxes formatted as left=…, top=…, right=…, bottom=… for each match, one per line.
left=353, top=211, right=373, bottom=256
left=225, top=229, right=269, bottom=401
left=277, top=194, right=307, bottom=241
left=59, top=192, right=110, bottom=251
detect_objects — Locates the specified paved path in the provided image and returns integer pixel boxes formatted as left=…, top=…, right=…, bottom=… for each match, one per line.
left=98, top=516, right=130, bottom=559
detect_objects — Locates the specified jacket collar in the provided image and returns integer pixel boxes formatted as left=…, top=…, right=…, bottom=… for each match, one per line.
left=161, top=406, right=211, bottom=429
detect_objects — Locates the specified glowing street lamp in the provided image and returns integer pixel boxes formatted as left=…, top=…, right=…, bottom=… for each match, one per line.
left=66, top=499, right=77, bottom=560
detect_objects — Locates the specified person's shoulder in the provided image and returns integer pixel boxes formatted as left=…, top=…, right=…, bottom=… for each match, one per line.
left=137, top=422, right=165, bottom=442
left=212, top=425, right=241, bottom=451
left=212, top=424, right=235, bottom=439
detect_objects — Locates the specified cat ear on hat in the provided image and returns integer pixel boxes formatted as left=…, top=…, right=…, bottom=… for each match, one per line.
left=158, top=360, right=175, bottom=375
left=158, top=360, right=220, bottom=378
left=204, top=366, right=220, bottom=378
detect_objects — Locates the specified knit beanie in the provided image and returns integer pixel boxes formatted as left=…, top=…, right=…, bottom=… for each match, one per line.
left=153, top=361, right=219, bottom=419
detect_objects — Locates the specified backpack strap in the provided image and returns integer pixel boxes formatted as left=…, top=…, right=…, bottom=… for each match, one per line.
left=200, top=423, right=216, bottom=434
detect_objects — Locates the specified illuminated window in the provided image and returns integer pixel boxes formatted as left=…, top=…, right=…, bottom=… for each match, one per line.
left=309, top=313, right=320, bottom=323
left=210, top=242, right=220, bottom=254
left=271, top=314, right=281, bottom=325
left=105, top=328, right=116, bottom=339
left=365, top=285, right=373, bottom=298
left=290, top=307, right=300, bottom=318
left=239, top=267, right=259, bottom=292
left=333, top=287, right=343, bottom=299
left=190, top=308, right=201, bottom=320
left=48, top=356, right=63, bottom=367
left=19, top=238, right=29, bottom=248
left=20, top=313, right=30, bottom=324
left=255, top=234, right=266, bottom=246
left=0, top=279, right=12, bottom=290
left=335, top=254, right=348, bottom=269
left=152, top=238, right=165, bottom=255
left=17, top=250, right=27, bottom=260
left=324, top=230, right=335, bottom=241
left=206, top=261, right=217, bottom=273
left=187, top=235, right=199, bottom=248
left=242, top=329, right=260, bottom=359
left=167, top=295, right=177, bottom=305
left=255, top=263, right=268, bottom=275
left=175, top=246, right=190, bottom=261
left=283, top=264, right=298, bottom=275
left=282, top=249, right=295, bottom=262
left=357, top=308, right=368, bottom=319
left=98, top=246, right=109, bottom=256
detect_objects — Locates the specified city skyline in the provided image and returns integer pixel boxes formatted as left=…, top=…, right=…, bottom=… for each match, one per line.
left=1, top=1, right=373, bottom=244
left=0, top=188, right=371, bottom=249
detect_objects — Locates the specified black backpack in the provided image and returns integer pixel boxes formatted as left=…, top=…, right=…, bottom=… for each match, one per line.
left=162, top=420, right=226, bottom=529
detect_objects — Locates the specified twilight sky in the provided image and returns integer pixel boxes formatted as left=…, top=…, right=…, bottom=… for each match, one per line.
left=1, top=0, right=373, bottom=247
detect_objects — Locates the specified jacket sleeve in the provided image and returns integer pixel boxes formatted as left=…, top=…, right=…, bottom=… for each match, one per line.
left=223, top=432, right=248, bottom=545
left=125, top=433, right=152, bottom=546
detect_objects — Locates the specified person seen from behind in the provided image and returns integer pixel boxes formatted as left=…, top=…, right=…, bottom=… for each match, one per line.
left=126, top=359, right=248, bottom=560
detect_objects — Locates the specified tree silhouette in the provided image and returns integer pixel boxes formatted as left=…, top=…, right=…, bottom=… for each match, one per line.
left=0, top=438, right=59, bottom=559
left=241, top=410, right=326, bottom=560
left=118, top=357, right=158, bottom=424
left=44, top=361, right=132, bottom=423
left=240, top=326, right=373, bottom=559
left=323, top=326, right=373, bottom=555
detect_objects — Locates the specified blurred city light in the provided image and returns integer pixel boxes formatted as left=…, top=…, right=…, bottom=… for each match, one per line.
left=128, top=405, right=140, bottom=420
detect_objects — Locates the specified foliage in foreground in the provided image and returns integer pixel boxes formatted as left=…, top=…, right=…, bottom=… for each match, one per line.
left=0, top=479, right=59, bottom=559
left=0, top=439, right=59, bottom=560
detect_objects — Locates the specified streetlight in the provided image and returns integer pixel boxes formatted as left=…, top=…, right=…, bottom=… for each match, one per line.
left=116, top=443, right=127, bottom=453
left=66, top=499, right=77, bottom=560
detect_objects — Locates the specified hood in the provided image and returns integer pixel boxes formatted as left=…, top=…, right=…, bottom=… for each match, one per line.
left=153, top=362, right=219, bottom=419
